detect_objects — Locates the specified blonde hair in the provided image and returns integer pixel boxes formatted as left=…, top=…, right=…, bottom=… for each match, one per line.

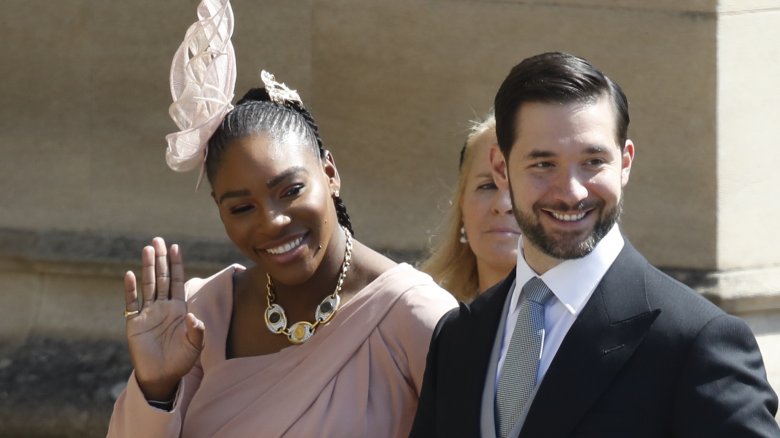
left=420, top=112, right=496, bottom=303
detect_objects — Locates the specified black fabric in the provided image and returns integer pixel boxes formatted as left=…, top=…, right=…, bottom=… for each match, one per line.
left=410, top=241, right=779, bottom=438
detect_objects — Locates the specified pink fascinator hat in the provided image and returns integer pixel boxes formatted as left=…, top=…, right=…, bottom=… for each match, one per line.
left=165, top=0, right=236, bottom=187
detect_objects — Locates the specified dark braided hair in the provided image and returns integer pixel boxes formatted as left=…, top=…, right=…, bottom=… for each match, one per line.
left=206, top=87, right=355, bottom=236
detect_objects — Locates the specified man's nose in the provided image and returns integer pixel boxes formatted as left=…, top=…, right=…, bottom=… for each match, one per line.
left=554, top=171, right=589, bottom=205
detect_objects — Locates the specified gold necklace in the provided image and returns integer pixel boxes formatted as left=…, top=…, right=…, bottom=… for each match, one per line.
left=264, top=226, right=353, bottom=344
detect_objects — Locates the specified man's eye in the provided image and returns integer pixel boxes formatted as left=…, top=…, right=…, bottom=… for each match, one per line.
left=586, top=159, right=606, bottom=166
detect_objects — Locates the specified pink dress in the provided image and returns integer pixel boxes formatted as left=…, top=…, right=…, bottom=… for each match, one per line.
left=107, top=263, right=457, bottom=437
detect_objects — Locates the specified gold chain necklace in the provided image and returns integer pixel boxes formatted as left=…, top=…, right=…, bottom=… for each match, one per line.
left=264, top=226, right=353, bottom=344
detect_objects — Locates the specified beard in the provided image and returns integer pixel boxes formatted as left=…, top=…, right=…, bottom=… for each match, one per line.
left=510, top=188, right=623, bottom=260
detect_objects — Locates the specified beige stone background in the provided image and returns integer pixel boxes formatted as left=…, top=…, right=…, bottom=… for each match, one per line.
left=1, top=0, right=779, bottom=435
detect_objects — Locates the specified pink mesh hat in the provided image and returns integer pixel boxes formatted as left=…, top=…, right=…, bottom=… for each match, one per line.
left=165, top=0, right=236, bottom=186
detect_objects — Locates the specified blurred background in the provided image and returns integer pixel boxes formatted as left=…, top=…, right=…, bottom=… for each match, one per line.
left=1, top=0, right=779, bottom=435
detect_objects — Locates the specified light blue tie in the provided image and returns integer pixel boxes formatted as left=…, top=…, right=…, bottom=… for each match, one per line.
left=495, top=277, right=554, bottom=438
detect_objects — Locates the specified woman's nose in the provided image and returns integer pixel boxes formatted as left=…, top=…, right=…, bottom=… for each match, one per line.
left=260, top=207, right=292, bottom=232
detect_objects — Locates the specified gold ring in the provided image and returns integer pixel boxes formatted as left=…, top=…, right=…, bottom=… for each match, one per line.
left=123, top=309, right=140, bottom=319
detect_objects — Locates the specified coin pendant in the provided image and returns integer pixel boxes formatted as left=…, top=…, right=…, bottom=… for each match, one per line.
left=288, top=321, right=315, bottom=344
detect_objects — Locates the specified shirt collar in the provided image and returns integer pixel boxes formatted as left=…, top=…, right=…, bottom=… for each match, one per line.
left=512, top=224, right=624, bottom=316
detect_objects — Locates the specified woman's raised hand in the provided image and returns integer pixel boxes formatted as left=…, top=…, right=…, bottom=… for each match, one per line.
left=123, top=237, right=205, bottom=401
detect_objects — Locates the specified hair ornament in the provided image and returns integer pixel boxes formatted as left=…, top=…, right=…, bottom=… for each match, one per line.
left=261, top=70, right=302, bottom=105
left=165, top=0, right=237, bottom=183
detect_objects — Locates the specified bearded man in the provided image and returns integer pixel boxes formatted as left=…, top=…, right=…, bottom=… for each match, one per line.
left=410, top=52, right=779, bottom=438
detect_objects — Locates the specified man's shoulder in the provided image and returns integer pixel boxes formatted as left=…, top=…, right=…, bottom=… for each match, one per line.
left=463, top=270, right=516, bottom=318
left=615, top=242, right=727, bottom=326
left=645, top=263, right=729, bottom=327
left=433, top=271, right=514, bottom=340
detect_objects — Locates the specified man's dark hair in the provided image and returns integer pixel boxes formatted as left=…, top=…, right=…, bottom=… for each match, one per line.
left=494, top=52, right=629, bottom=156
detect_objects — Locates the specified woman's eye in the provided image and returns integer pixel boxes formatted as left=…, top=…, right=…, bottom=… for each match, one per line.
left=283, top=184, right=304, bottom=198
left=229, top=204, right=254, bottom=215
left=477, top=182, right=497, bottom=191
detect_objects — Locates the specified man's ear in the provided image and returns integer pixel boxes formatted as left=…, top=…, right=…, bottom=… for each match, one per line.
left=621, top=139, right=635, bottom=187
left=490, top=145, right=510, bottom=190
left=323, top=150, right=341, bottom=195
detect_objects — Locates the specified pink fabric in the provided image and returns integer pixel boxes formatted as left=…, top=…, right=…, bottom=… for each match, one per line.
left=165, top=0, right=236, bottom=177
left=107, top=263, right=457, bottom=437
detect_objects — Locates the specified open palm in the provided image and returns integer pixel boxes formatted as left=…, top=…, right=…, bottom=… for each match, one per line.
left=123, top=237, right=205, bottom=401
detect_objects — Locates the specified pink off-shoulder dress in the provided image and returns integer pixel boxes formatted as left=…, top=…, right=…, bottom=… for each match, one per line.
left=107, top=263, right=457, bottom=437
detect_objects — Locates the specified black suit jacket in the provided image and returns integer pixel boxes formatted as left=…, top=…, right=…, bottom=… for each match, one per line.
left=411, top=242, right=779, bottom=437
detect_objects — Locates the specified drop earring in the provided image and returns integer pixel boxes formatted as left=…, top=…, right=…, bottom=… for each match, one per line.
left=459, top=226, right=468, bottom=244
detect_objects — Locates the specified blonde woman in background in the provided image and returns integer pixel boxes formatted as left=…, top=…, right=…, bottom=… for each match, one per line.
left=421, top=112, right=521, bottom=302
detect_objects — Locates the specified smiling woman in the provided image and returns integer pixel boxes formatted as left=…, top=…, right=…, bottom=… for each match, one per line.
left=106, top=1, right=456, bottom=437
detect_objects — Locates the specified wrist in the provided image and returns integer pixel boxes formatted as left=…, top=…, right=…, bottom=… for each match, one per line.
left=136, top=375, right=179, bottom=403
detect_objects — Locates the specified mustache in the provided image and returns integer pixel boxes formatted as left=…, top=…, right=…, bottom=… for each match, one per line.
left=535, top=199, right=603, bottom=212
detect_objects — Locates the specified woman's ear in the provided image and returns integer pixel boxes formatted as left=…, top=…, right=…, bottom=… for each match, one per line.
left=322, top=150, right=341, bottom=195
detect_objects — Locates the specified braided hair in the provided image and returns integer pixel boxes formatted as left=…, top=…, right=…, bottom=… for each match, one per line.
left=206, top=87, right=355, bottom=236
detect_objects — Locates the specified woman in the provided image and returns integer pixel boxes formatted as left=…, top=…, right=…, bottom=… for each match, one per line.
left=107, top=2, right=455, bottom=436
left=421, top=113, right=521, bottom=302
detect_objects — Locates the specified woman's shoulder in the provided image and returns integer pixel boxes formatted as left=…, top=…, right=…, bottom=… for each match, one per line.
left=384, top=264, right=458, bottom=309
left=361, top=263, right=458, bottom=329
left=370, top=264, right=457, bottom=379
left=184, top=263, right=246, bottom=303
left=347, top=242, right=456, bottom=317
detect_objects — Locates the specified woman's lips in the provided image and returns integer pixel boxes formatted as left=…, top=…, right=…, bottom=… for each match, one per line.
left=265, top=235, right=305, bottom=255
left=255, top=232, right=310, bottom=263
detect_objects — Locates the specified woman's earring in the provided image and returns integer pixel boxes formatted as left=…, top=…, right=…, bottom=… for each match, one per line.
left=459, top=226, right=468, bottom=244
left=333, top=190, right=340, bottom=198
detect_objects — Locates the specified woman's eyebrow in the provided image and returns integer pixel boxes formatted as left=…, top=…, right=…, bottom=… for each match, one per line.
left=218, top=189, right=250, bottom=205
left=266, top=166, right=308, bottom=189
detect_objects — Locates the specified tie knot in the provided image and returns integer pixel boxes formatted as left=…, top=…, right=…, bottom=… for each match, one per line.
left=523, top=277, right=554, bottom=305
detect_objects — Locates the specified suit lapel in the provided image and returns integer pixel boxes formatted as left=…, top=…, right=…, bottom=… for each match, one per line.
left=519, top=242, right=661, bottom=437
left=465, top=270, right=517, bottom=433
left=469, top=269, right=517, bottom=357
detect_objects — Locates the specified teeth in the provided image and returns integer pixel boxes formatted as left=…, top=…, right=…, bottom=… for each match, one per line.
left=265, top=236, right=304, bottom=255
left=550, top=211, right=586, bottom=222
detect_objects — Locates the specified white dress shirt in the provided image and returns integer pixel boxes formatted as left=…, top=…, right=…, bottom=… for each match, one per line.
left=495, top=224, right=624, bottom=386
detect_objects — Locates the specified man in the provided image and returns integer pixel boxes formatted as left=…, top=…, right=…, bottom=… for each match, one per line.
left=411, top=52, right=779, bottom=437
